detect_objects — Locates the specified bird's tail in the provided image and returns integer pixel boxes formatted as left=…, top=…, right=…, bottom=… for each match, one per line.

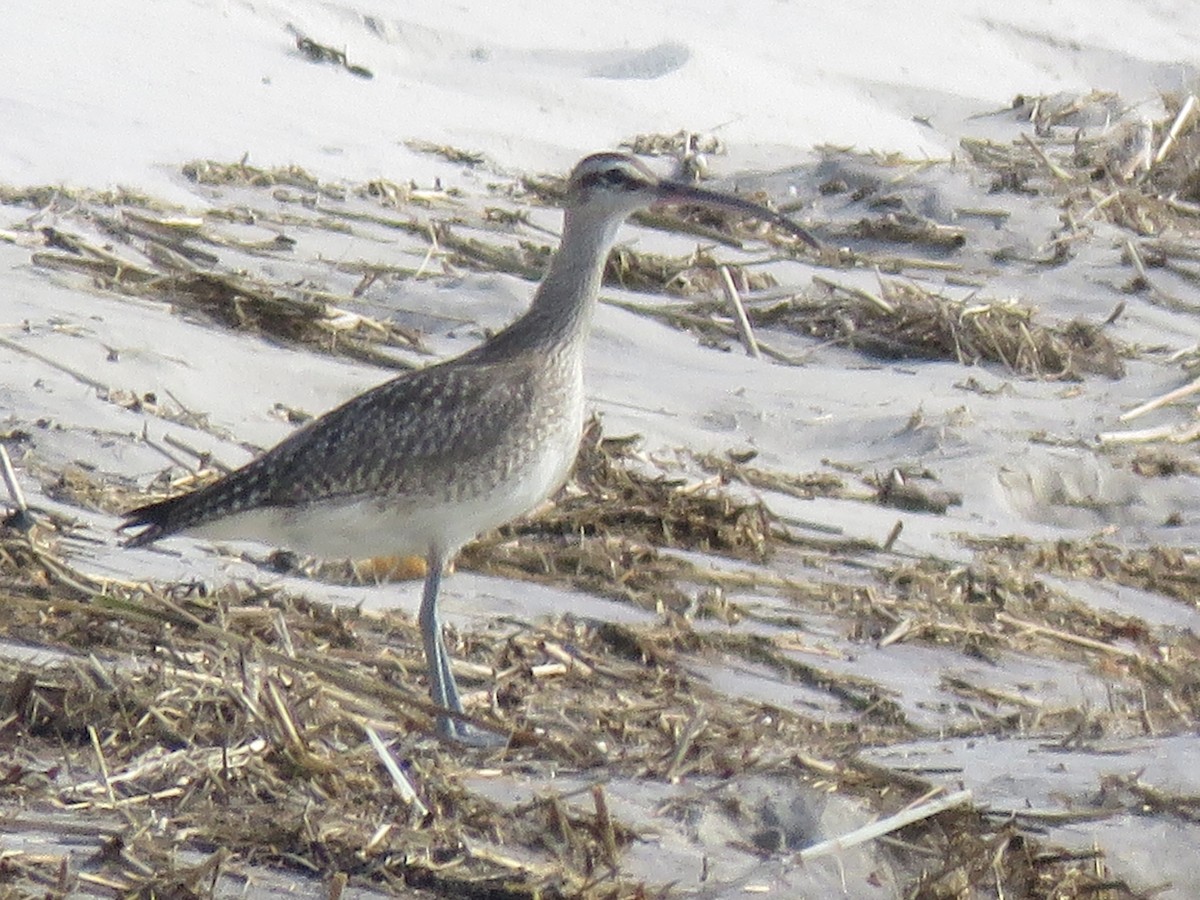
left=118, top=493, right=194, bottom=547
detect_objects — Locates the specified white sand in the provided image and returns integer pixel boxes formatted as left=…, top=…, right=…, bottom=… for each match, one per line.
left=4, top=2, right=1200, bottom=896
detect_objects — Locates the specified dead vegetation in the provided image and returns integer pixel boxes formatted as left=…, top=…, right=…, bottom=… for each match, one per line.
left=0, top=436, right=1176, bottom=897
left=967, top=534, right=1200, bottom=608
left=25, top=203, right=428, bottom=370
left=10, top=91, right=1200, bottom=391
left=619, top=130, right=725, bottom=160
left=7, top=100, right=1200, bottom=896
left=288, top=26, right=374, bottom=80
left=12, top=123, right=1161, bottom=388
left=693, top=276, right=1125, bottom=378
left=632, top=89, right=1200, bottom=383
left=962, top=91, right=1200, bottom=315
left=0, top=410, right=1187, bottom=897
left=1129, top=446, right=1200, bottom=478
left=14, top=157, right=795, bottom=385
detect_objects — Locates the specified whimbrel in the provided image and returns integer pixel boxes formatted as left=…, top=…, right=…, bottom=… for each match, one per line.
left=122, top=152, right=818, bottom=744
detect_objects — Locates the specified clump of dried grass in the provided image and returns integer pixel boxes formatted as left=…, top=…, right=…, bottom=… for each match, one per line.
left=965, top=91, right=1200, bottom=240
left=1130, top=447, right=1200, bottom=478
left=619, top=130, right=725, bottom=159
left=607, top=246, right=778, bottom=295
left=290, top=29, right=374, bottom=80
left=747, top=277, right=1124, bottom=379
left=969, top=535, right=1200, bottom=607
left=28, top=222, right=426, bottom=368
left=182, top=158, right=338, bottom=196
left=404, top=139, right=488, bottom=166
left=560, top=422, right=778, bottom=561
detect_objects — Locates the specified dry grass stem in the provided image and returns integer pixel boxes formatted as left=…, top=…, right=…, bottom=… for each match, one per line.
left=797, top=789, right=974, bottom=862
left=719, top=264, right=761, bottom=358
left=1119, top=374, right=1200, bottom=422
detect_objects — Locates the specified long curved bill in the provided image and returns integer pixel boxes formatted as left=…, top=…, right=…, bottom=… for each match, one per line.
left=652, top=178, right=822, bottom=251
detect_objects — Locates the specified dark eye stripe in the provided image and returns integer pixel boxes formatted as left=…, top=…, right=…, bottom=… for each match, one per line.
left=579, top=168, right=637, bottom=190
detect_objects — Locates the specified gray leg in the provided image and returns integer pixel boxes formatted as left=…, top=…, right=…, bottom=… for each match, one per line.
left=418, top=550, right=504, bottom=746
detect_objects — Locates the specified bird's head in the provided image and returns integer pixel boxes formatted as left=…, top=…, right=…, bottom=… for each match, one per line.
left=563, top=151, right=820, bottom=249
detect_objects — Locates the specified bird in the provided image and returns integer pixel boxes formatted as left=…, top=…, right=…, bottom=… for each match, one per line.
left=121, top=151, right=820, bottom=744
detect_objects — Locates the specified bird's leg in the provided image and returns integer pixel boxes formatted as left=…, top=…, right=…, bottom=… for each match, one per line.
left=419, top=552, right=459, bottom=714
left=418, top=549, right=505, bottom=747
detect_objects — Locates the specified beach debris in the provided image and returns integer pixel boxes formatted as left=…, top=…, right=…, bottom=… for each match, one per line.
left=404, top=139, right=488, bottom=167
left=6, top=96, right=1200, bottom=896
left=873, top=468, right=963, bottom=514
left=665, top=274, right=1126, bottom=378
left=1099, top=374, right=1200, bottom=446
left=286, top=25, right=373, bottom=79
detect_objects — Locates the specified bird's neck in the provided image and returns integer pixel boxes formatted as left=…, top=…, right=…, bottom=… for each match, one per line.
left=517, top=208, right=622, bottom=348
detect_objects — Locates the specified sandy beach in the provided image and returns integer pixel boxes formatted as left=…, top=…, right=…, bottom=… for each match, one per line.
left=2, top=3, right=1200, bottom=897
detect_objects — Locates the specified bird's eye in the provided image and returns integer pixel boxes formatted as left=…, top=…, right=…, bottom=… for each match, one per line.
left=597, top=168, right=639, bottom=190
left=574, top=165, right=639, bottom=195
left=582, top=169, right=620, bottom=189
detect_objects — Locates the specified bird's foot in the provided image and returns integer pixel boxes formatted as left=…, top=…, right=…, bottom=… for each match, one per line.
left=437, top=715, right=508, bottom=748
